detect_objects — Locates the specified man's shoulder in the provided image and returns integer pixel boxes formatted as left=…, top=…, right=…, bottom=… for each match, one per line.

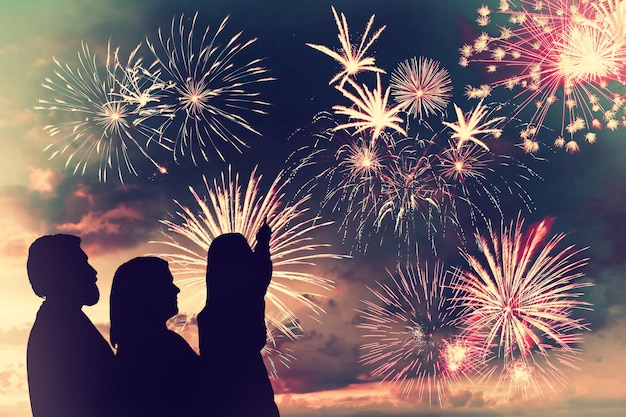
left=28, top=303, right=112, bottom=358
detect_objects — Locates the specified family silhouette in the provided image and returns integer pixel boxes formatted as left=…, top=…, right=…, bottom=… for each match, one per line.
left=26, top=220, right=280, bottom=417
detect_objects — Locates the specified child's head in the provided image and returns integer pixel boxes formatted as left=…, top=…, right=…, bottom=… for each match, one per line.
left=205, top=233, right=253, bottom=291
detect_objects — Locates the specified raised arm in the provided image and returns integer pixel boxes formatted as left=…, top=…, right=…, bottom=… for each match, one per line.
left=253, top=217, right=273, bottom=291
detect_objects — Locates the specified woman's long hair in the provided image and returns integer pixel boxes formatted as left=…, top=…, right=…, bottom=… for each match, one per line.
left=109, top=256, right=170, bottom=348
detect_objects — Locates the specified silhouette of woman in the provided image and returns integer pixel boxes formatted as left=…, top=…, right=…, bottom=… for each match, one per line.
left=110, top=256, right=200, bottom=417
left=198, top=220, right=280, bottom=417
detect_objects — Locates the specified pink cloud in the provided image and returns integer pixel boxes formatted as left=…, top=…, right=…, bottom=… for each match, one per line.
left=56, top=204, right=143, bottom=235
left=72, top=183, right=95, bottom=205
left=28, top=167, right=61, bottom=193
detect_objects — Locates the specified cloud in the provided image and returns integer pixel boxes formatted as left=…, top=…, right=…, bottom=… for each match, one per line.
left=0, top=192, right=42, bottom=258
left=584, top=265, right=626, bottom=328
left=57, top=204, right=143, bottom=235
left=272, top=328, right=361, bottom=394
left=0, top=177, right=173, bottom=255
left=445, top=390, right=494, bottom=409
left=0, top=325, right=31, bottom=347
left=28, top=167, right=62, bottom=193
left=0, top=401, right=30, bottom=417
left=447, top=390, right=472, bottom=408
left=0, top=363, right=27, bottom=393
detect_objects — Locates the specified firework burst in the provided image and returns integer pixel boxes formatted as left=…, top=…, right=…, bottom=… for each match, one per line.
left=146, top=13, right=275, bottom=165
left=461, top=0, right=626, bottom=151
left=373, top=147, right=443, bottom=250
left=306, top=6, right=386, bottom=86
left=431, top=140, right=537, bottom=240
left=317, top=127, right=393, bottom=227
left=492, top=350, right=579, bottom=399
left=390, top=56, right=453, bottom=120
left=263, top=313, right=299, bottom=379
left=591, top=0, right=626, bottom=48
left=441, top=99, right=505, bottom=151
left=358, top=261, right=484, bottom=406
left=333, top=73, right=408, bottom=141
left=36, top=41, right=169, bottom=183
left=153, top=165, right=344, bottom=340
left=451, top=215, right=592, bottom=365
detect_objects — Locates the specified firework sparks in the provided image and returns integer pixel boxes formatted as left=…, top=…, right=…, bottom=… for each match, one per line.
left=374, top=149, right=442, bottom=250
left=333, top=74, right=407, bottom=141
left=36, top=41, right=169, bottom=183
left=390, top=56, right=453, bottom=120
left=435, top=141, right=493, bottom=184
left=431, top=140, right=537, bottom=237
left=146, top=13, right=275, bottom=165
left=319, top=128, right=397, bottom=253
left=153, top=166, right=344, bottom=340
left=461, top=0, right=626, bottom=151
left=441, top=99, right=505, bottom=151
left=358, top=261, right=483, bottom=406
left=306, top=6, right=386, bottom=86
left=491, top=344, right=583, bottom=400
left=451, top=215, right=592, bottom=364
left=500, top=357, right=541, bottom=398
left=263, top=313, right=299, bottom=379
left=591, top=0, right=626, bottom=48
left=114, top=44, right=172, bottom=113
left=319, top=127, right=392, bottom=209
left=432, top=141, right=499, bottom=238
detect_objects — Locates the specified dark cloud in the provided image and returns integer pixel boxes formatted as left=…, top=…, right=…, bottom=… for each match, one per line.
left=445, top=390, right=493, bottom=409
left=447, top=390, right=472, bottom=408
left=273, top=328, right=361, bottom=394
left=1, top=177, right=171, bottom=254
left=583, top=265, right=626, bottom=328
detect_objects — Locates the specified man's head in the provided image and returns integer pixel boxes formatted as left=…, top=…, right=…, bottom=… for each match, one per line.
left=27, top=234, right=99, bottom=307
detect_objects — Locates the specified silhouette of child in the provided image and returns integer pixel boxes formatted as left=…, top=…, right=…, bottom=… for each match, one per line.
left=198, top=219, right=280, bottom=417
left=26, top=234, right=116, bottom=417
left=110, top=256, right=200, bottom=417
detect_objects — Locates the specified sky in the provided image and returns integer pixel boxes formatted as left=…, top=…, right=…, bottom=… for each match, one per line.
left=2, top=0, right=626, bottom=416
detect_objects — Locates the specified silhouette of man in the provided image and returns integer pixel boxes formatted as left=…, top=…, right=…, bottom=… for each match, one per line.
left=110, top=256, right=200, bottom=417
left=198, top=219, right=280, bottom=417
left=26, top=234, right=115, bottom=417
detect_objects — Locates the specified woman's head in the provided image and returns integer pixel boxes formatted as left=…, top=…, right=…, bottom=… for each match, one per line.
left=109, top=256, right=179, bottom=348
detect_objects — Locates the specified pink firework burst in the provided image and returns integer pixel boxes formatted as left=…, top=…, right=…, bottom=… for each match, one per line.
left=451, top=215, right=592, bottom=362
left=493, top=349, right=580, bottom=399
left=461, top=0, right=626, bottom=152
left=358, top=261, right=486, bottom=406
